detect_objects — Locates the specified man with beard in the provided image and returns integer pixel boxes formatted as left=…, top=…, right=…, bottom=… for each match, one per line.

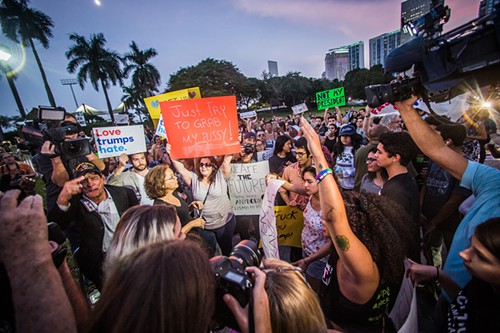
left=49, top=162, right=139, bottom=289
left=107, top=152, right=153, bottom=205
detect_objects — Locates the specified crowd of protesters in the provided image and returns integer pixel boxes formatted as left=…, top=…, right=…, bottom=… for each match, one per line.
left=0, top=94, right=499, bottom=333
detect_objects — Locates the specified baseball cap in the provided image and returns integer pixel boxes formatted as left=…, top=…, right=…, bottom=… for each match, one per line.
left=339, top=124, right=356, bottom=137
left=243, top=132, right=257, bottom=140
left=74, top=162, right=102, bottom=178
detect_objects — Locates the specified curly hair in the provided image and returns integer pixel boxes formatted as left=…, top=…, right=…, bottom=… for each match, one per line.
left=334, top=191, right=419, bottom=289
left=144, top=164, right=171, bottom=199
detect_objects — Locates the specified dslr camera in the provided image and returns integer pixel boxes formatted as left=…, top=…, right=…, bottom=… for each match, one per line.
left=365, top=3, right=500, bottom=107
left=210, top=240, right=262, bottom=330
left=242, top=143, right=256, bottom=155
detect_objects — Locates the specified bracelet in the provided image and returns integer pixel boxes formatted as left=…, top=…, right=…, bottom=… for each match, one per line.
left=316, top=168, right=333, bottom=184
left=435, top=267, right=440, bottom=281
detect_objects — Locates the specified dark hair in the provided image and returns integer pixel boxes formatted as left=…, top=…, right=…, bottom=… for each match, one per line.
left=295, top=137, right=309, bottom=156
left=332, top=133, right=362, bottom=161
left=436, top=123, right=467, bottom=147
left=339, top=191, right=419, bottom=289
left=274, top=135, right=292, bottom=156
left=301, top=166, right=317, bottom=179
left=89, top=240, right=215, bottom=333
left=378, top=132, right=417, bottom=166
left=475, top=217, right=500, bottom=260
left=196, top=156, right=218, bottom=184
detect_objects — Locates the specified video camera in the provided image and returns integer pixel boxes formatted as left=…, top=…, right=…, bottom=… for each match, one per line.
left=21, top=106, right=91, bottom=159
left=365, top=3, right=500, bottom=108
left=210, top=240, right=262, bottom=330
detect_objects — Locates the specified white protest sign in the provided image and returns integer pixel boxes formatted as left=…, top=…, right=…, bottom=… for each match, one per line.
left=257, top=149, right=273, bottom=161
left=155, top=116, right=168, bottom=139
left=292, top=103, right=308, bottom=115
left=114, top=114, right=129, bottom=125
left=259, top=179, right=284, bottom=259
left=239, top=110, right=257, bottom=119
left=228, top=161, right=269, bottom=215
left=74, top=111, right=86, bottom=127
left=93, top=125, right=147, bottom=158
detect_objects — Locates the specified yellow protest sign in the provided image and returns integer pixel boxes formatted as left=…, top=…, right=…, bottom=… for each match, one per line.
left=144, top=87, right=201, bottom=126
left=274, top=206, right=303, bottom=248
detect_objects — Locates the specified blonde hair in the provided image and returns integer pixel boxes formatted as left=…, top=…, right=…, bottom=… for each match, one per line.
left=104, top=205, right=178, bottom=276
left=262, top=258, right=328, bottom=333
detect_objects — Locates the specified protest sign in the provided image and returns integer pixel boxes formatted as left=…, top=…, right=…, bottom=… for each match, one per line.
left=291, top=102, right=308, bottom=115
left=74, top=111, right=86, bottom=127
left=144, top=87, right=201, bottom=126
left=160, top=96, right=241, bottom=159
left=259, top=179, right=284, bottom=259
left=228, top=161, right=269, bottom=215
left=93, top=125, right=147, bottom=158
left=239, top=110, right=257, bottom=119
left=257, top=149, right=273, bottom=161
left=154, top=116, right=168, bottom=139
left=274, top=206, right=303, bottom=248
left=114, top=114, right=129, bottom=125
left=316, top=87, right=346, bottom=110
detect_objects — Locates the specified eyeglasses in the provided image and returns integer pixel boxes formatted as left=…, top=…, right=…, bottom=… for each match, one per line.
left=199, top=162, right=212, bottom=168
left=295, top=152, right=307, bottom=157
left=366, top=158, right=377, bottom=163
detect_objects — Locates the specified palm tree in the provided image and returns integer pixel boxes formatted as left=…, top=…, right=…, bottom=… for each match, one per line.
left=121, top=84, right=149, bottom=123
left=122, top=41, right=160, bottom=98
left=0, top=62, right=26, bottom=118
left=0, top=0, right=56, bottom=107
left=66, top=33, right=123, bottom=123
left=0, top=114, right=21, bottom=141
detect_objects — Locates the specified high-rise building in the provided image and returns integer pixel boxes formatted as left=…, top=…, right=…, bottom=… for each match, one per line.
left=268, top=60, right=279, bottom=77
left=369, top=30, right=402, bottom=69
left=324, top=41, right=364, bottom=81
left=479, top=0, right=500, bottom=16
left=401, top=0, right=433, bottom=43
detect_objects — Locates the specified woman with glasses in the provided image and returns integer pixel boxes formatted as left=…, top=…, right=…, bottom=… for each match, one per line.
left=144, top=164, right=217, bottom=256
left=168, top=145, right=235, bottom=256
left=360, top=148, right=388, bottom=194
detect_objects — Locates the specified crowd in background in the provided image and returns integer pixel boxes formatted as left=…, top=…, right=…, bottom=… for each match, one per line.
left=0, top=97, right=499, bottom=333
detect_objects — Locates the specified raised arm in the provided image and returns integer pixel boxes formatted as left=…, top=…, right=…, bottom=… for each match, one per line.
left=166, top=144, right=192, bottom=185
left=395, top=97, right=468, bottom=180
left=300, top=117, right=379, bottom=303
left=221, top=154, right=233, bottom=178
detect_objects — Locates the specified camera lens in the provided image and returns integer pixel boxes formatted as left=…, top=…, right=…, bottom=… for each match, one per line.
left=66, top=141, right=82, bottom=154
left=229, top=240, right=261, bottom=268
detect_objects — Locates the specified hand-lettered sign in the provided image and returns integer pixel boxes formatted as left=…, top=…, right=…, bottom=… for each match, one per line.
left=316, top=87, right=346, bottom=110
left=93, top=125, right=147, bottom=158
left=239, top=110, right=257, bottom=119
left=274, top=206, right=303, bottom=248
left=228, top=161, right=269, bottom=215
left=160, top=96, right=241, bottom=159
left=144, top=87, right=201, bottom=127
left=259, top=179, right=284, bottom=259
left=291, top=103, right=308, bottom=115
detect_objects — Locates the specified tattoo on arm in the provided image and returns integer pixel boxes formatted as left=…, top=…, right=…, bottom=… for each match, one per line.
left=335, top=235, right=350, bottom=252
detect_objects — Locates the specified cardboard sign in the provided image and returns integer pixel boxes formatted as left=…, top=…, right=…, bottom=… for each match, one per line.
left=239, top=110, right=257, bottom=119
left=74, top=111, right=87, bottom=127
left=291, top=103, right=308, bottom=115
left=228, top=161, right=269, bottom=215
left=155, top=116, right=168, bottom=139
left=114, top=114, right=129, bottom=125
left=93, top=125, right=147, bottom=158
left=274, top=206, right=303, bottom=248
left=257, top=149, right=273, bottom=161
left=259, top=179, right=284, bottom=259
left=316, top=87, right=346, bottom=110
left=160, top=96, right=241, bottom=159
left=144, top=87, right=201, bottom=126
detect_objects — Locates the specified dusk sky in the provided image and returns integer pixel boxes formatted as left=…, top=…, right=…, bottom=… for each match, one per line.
left=0, top=0, right=481, bottom=119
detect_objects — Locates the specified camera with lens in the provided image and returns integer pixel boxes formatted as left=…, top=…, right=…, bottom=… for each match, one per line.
left=242, top=143, right=256, bottom=155
left=365, top=3, right=500, bottom=108
left=210, top=240, right=262, bottom=330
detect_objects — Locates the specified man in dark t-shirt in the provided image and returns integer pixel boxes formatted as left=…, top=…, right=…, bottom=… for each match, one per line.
left=376, top=131, right=420, bottom=261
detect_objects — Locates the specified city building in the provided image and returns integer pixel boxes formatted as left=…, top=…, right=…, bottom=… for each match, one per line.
left=268, top=60, right=279, bottom=77
left=479, top=0, right=500, bottom=16
left=401, top=0, right=433, bottom=43
left=324, top=41, right=364, bottom=81
left=369, top=30, right=402, bottom=69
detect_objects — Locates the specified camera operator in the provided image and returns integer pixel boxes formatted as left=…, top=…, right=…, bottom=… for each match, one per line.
left=32, top=113, right=105, bottom=211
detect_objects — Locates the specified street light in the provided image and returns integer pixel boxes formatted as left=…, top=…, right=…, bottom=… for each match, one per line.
left=61, top=78, right=79, bottom=108
left=0, top=48, right=11, bottom=62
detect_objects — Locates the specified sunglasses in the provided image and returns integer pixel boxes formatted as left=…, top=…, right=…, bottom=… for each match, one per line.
left=199, top=162, right=213, bottom=168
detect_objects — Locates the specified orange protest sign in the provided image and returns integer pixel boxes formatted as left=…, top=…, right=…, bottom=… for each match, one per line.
left=160, top=96, right=241, bottom=159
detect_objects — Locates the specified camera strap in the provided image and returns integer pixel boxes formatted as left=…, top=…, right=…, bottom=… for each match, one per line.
left=198, top=182, right=212, bottom=219
left=248, top=288, right=255, bottom=333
